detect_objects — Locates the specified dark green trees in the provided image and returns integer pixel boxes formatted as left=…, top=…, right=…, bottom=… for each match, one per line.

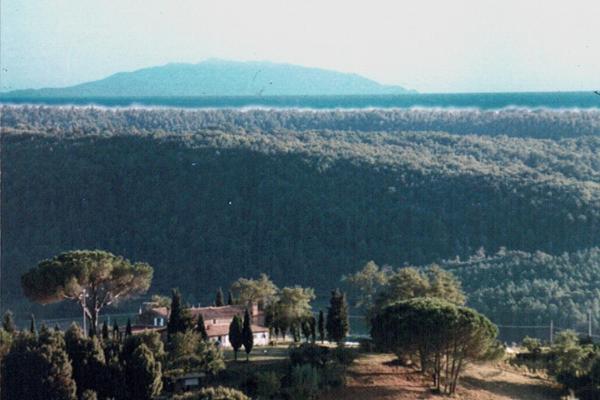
left=196, top=313, right=209, bottom=341
left=21, top=250, right=153, bottom=334
left=326, top=289, right=349, bottom=345
left=1, top=330, right=77, bottom=400
left=371, top=297, right=500, bottom=394
left=318, top=310, right=325, bottom=343
left=215, top=288, right=225, bottom=307
left=64, top=324, right=107, bottom=398
left=126, top=344, right=163, bottom=400
left=242, top=309, right=253, bottom=361
left=167, top=288, right=193, bottom=336
left=229, top=315, right=243, bottom=361
left=2, top=311, right=16, bottom=334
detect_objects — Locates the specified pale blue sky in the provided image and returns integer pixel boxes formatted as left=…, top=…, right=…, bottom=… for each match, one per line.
left=2, top=0, right=599, bottom=93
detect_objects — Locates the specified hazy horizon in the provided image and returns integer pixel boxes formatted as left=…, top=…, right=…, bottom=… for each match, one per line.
left=2, top=0, right=600, bottom=93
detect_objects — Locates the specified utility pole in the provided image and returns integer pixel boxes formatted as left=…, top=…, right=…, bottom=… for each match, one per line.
left=550, top=320, right=554, bottom=344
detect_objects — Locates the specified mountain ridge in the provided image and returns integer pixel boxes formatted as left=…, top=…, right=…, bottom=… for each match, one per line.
left=4, top=59, right=415, bottom=97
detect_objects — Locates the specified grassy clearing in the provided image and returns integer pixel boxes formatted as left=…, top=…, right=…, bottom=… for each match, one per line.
left=319, top=353, right=562, bottom=400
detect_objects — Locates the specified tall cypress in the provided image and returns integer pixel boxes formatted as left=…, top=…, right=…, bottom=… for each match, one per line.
left=318, top=310, right=325, bottom=343
left=326, top=289, right=349, bottom=345
left=228, top=315, right=243, bottom=361
left=196, top=313, right=209, bottom=341
left=29, top=313, right=37, bottom=335
left=167, top=288, right=193, bottom=335
left=2, top=310, right=16, bottom=333
left=102, top=321, right=109, bottom=340
left=125, top=318, right=133, bottom=337
left=242, top=309, right=254, bottom=361
left=112, top=321, right=120, bottom=340
left=215, top=288, right=225, bottom=307
left=227, top=291, right=234, bottom=305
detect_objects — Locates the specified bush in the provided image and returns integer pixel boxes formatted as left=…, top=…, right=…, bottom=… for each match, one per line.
left=288, top=343, right=330, bottom=367
left=173, top=386, right=250, bottom=400
left=321, top=361, right=346, bottom=389
left=255, top=371, right=282, bottom=399
left=285, top=364, right=320, bottom=400
left=80, top=390, right=98, bottom=400
left=522, top=336, right=542, bottom=353
left=331, top=346, right=357, bottom=366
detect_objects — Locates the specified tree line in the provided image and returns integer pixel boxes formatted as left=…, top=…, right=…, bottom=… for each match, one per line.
left=2, top=106, right=600, bottom=326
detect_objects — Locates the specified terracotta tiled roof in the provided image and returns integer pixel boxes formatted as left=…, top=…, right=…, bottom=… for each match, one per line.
left=147, top=305, right=263, bottom=321
left=205, top=324, right=268, bottom=338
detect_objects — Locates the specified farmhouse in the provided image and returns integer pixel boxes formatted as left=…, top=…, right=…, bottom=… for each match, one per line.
left=138, top=302, right=270, bottom=347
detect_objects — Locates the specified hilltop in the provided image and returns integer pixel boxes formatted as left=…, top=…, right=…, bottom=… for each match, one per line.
left=3, top=59, right=414, bottom=97
left=3, top=106, right=600, bottom=330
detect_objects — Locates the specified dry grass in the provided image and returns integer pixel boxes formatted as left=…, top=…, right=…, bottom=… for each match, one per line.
left=320, top=353, right=562, bottom=400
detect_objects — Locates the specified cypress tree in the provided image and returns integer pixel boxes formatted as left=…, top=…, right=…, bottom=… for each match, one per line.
left=196, top=313, right=209, bottom=341
left=102, top=321, right=109, bottom=340
left=2, top=329, right=77, bottom=399
left=112, top=321, right=120, bottom=340
left=318, top=310, right=325, bottom=343
left=215, top=288, right=225, bottom=307
left=125, top=343, right=162, bottom=400
left=125, top=318, right=133, bottom=336
left=2, top=310, right=16, bottom=333
left=326, top=289, right=349, bottom=345
left=29, top=313, right=37, bottom=335
left=65, top=324, right=107, bottom=398
left=167, top=288, right=193, bottom=335
left=242, top=309, right=254, bottom=361
left=228, top=315, right=243, bottom=361
left=309, top=315, right=317, bottom=343
left=227, top=290, right=234, bottom=305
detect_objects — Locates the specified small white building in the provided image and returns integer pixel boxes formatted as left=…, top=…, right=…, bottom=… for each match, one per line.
left=139, top=302, right=270, bottom=347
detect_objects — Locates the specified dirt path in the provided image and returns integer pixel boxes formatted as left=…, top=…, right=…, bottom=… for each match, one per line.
left=320, top=354, right=562, bottom=400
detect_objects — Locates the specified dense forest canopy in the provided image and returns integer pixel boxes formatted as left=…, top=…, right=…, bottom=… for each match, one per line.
left=1, top=106, right=600, bottom=332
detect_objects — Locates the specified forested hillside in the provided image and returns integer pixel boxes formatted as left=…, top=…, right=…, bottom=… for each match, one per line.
left=2, top=106, right=600, bottom=327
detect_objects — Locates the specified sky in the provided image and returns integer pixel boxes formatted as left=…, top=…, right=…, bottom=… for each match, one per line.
left=1, top=0, right=599, bottom=93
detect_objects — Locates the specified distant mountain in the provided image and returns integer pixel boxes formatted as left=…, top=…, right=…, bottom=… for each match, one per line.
left=4, top=59, right=414, bottom=97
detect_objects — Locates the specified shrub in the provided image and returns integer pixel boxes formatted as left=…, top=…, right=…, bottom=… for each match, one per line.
left=522, top=336, right=542, bottom=353
left=285, top=364, right=320, bottom=400
left=173, top=386, right=250, bottom=400
left=255, top=371, right=282, bottom=399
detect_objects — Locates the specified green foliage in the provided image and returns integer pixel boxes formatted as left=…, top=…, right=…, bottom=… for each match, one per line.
left=2, top=311, right=16, bottom=334
left=326, top=289, right=349, bottom=344
left=318, top=311, right=324, bottom=343
left=231, top=274, right=278, bottom=308
left=196, top=313, right=209, bottom=341
left=173, top=386, right=250, bottom=400
left=228, top=315, right=243, bottom=361
left=242, top=308, right=253, bottom=360
left=64, top=324, right=107, bottom=397
left=21, top=250, right=152, bottom=332
left=286, top=364, right=321, bottom=400
left=522, top=336, right=542, bottom=353
left=371, top=297, right=499, bottom=394
left=168, top=288, right=194, bottom=336
left=166, top=330, right=225, bottom=375
left=267, top=286, right=315, bottom=340
left=4, top=107, right=600, bottom=329
left=343, top=261, right=389, bottom=316
left=1, top=331, right=77, bottom=400
left=0, top=329, right=12, bottom=360
left=254, top=371, right=282, bottom=399
left=80, top=390, right=98, bottom=400
left=124, top=343, right=163, bottom=400
left=215, top=288, right=225, bottom=307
